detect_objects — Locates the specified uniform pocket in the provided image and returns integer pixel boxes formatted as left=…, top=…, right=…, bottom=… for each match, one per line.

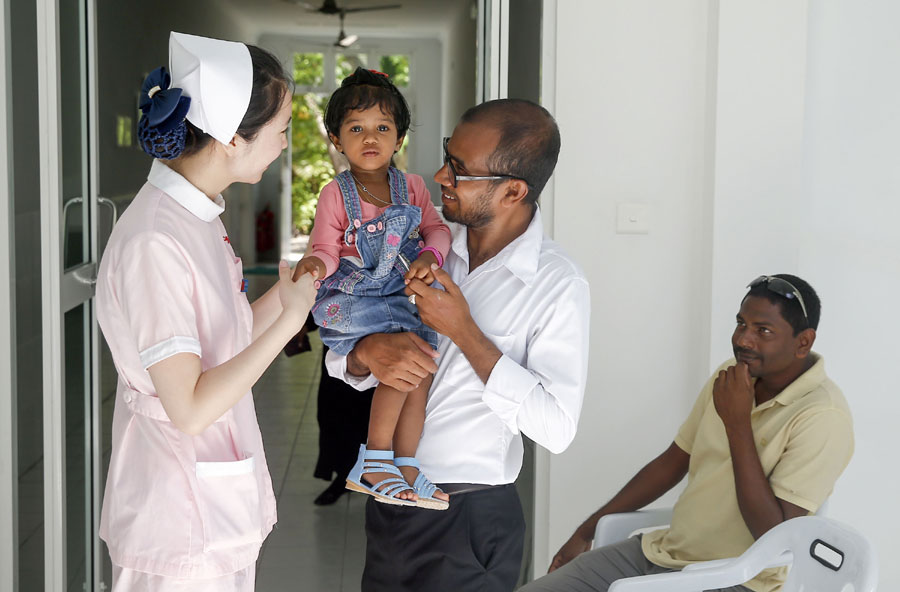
left=194, top=456, right=263, bottom=552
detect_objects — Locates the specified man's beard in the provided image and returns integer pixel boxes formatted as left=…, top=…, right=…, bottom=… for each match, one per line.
left=443, top=189, right=495, bottom=229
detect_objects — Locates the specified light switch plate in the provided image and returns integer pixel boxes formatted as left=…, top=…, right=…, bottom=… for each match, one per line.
left=616, top=203, right=649, bottom=234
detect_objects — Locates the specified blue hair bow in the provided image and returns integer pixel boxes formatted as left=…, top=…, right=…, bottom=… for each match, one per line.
left=139, top=66, right=191, bottom=133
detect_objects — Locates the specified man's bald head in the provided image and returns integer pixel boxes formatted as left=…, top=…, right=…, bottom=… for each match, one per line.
left=459, top=99, right=561, bottom=207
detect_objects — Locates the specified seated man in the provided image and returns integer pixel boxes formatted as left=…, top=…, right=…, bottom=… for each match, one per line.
left=523, top=274, right=853, bottom=592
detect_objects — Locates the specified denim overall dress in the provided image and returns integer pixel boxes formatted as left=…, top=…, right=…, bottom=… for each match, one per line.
left=312, top=167, right=438, bottom=356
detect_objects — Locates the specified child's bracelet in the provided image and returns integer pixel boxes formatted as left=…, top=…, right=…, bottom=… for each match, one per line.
left=419, top=246, right=443, bottom=267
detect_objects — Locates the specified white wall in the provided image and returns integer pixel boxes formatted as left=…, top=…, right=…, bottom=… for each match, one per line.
left=547, top=0, right=714, bottom=571
left=707, top=0, right=809, bottom=360
left=798, top=0, right=900, bottom=586
left=546, top=0, right=899, bottom=588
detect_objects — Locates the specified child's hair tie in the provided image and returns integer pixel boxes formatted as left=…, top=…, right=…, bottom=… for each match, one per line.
left=137, top=66, right=191, bottom=159
left=341, top=66, right=400, bottom=94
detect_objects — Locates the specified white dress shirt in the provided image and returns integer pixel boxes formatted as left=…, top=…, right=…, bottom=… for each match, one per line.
left=326, top=208, right=591, bottom=485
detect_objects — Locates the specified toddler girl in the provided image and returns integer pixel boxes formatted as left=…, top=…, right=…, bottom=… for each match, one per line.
left=293, top=67, right=451, bottom=510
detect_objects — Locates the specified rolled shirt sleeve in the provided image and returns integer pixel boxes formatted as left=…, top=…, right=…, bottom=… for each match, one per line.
left=481, top=276, right=591, bottom=454
left=116, top=232, right=201, bottom=369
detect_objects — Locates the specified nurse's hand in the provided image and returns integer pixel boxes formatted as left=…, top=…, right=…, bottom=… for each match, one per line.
left=279, top=259, right=317, bottom=328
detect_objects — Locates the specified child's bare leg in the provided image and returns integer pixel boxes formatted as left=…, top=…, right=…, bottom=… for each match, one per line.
left=394, top=376, right=449, bottom=502
left=364, top=382, right=416, bottom=500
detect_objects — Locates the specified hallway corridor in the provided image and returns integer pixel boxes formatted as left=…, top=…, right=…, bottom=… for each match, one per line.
left=252, top=330, right=367, bottom=591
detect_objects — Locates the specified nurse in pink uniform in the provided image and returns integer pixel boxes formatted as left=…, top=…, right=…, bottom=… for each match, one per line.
left=95, top=32, right=316, bottom=591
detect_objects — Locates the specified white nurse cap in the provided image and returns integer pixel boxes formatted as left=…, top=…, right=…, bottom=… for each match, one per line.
left=168, top=31, right=253, bottom=145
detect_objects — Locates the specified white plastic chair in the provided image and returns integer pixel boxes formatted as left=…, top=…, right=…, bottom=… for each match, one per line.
left=592, top=507, right=674, bottom=549
left=592, top=515, right=877, bottom=592
left=592, top=501, right=830, bottom=550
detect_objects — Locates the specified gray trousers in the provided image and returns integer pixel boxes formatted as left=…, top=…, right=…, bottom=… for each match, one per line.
left=519, top=536, right=752, bottom=592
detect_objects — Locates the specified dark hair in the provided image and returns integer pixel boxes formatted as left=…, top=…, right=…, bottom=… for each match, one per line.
left=323, top=67, right=410, bottom=139
left=745, top=274, right=821, bottom=335
left=179, top=44, right=292, bottom=158
left=459, top=98, right=561, bottom=206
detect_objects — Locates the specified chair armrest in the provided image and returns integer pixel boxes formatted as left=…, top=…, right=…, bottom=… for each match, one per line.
left=608, top=557, right=761, bottom=592
left=610, top=522, right=805, bottom=592
left=593, top=508, right=673, bottom=549
left=682, top=551, right=792, bottom=572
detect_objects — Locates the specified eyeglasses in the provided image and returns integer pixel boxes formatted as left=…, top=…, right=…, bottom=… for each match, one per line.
left=747, top=275, right=809, bottom=324
left=442, top=137, right=531, bottom=188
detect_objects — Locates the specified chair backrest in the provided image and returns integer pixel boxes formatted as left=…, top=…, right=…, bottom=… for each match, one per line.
left=745, top=516, right=878, bottom=592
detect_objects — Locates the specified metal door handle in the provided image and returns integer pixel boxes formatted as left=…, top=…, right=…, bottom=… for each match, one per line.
left=98, top=196, right=118, bottom=225
left=73, top=262, right=98, bottom=286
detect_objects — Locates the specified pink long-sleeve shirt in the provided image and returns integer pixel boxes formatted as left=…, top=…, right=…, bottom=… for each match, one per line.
left=309, top=173, right=451, bottom=277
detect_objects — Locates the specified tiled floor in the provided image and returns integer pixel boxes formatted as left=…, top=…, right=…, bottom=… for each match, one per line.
left=253, top=328, right=367, bottom=592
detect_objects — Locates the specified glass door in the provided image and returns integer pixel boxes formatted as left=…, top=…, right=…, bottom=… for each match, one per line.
left=36, top=0, right=104, bottom=589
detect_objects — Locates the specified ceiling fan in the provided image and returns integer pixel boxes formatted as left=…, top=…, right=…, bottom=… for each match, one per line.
left=295, top=1, right=402, bottom=47
left=300, top=0, right=402, bottom=16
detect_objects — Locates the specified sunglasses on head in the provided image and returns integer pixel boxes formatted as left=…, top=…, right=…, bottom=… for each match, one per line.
left=747, top=275, right=809, bottom=325
left=441, top=137, right=532, bottom=189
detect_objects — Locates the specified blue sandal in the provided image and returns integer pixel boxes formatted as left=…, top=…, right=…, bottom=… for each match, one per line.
left=395, top=457, right=450, bottom=511
left=345, top=445, right=417, bottom=506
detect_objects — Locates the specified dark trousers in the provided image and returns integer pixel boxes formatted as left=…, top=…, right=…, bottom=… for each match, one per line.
left=362, top=484, right=526, bottom=592
left=313, top=346, right=374, bottom=482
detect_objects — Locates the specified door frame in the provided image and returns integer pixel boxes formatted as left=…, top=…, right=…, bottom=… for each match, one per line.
left=36, top=0, right=101, bottom=588
left=36, top=0, right=67, bottom=586
left=1, top=0, right=17, bottom=588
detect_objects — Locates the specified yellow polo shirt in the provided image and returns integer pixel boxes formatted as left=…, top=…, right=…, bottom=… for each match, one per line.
left=641, top=354, right=853, bottom=592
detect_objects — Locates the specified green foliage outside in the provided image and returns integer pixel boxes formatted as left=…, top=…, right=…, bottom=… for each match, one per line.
left=294, top=52, right=324, bottom=87
left=379, top=55, right=410, bottom=87
left=290, top=52, right=412, bottom=236
left=291, top=53, right=331, bottom=235
left=291, top=93, right=332, bottom=235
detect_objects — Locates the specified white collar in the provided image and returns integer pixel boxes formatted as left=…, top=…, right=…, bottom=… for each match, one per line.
left=147, top=159, right=225, bottom=222
left=451, top=207, right=544, bottom=286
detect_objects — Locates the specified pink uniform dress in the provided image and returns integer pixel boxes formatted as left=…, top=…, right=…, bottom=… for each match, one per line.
left=95, top=160, right=276, bottom=589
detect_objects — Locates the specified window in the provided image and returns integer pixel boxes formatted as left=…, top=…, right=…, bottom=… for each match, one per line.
left=293, top=52, right=324, bottom=88
left=378, top=54, right=410, bottom=87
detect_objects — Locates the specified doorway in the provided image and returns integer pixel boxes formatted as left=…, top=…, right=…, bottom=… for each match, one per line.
left=0, top=0, right=547, bottom=589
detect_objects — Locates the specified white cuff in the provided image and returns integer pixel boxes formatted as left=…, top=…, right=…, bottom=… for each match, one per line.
left=324, top=349, right=380, bottom=391
left=481, top=354, right=540, bottom=433
left=139, top=336, right=201, bottom=370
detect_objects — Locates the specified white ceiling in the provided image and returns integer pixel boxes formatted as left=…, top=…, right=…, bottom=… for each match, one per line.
left=222, top=0, right=474, bottom=39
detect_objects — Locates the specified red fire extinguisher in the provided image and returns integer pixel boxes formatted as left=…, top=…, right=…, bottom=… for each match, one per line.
left=256, top=205, right=275, bottom=254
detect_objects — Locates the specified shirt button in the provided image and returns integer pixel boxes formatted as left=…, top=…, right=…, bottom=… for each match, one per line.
left=367, top=224, right=377, bottom=233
